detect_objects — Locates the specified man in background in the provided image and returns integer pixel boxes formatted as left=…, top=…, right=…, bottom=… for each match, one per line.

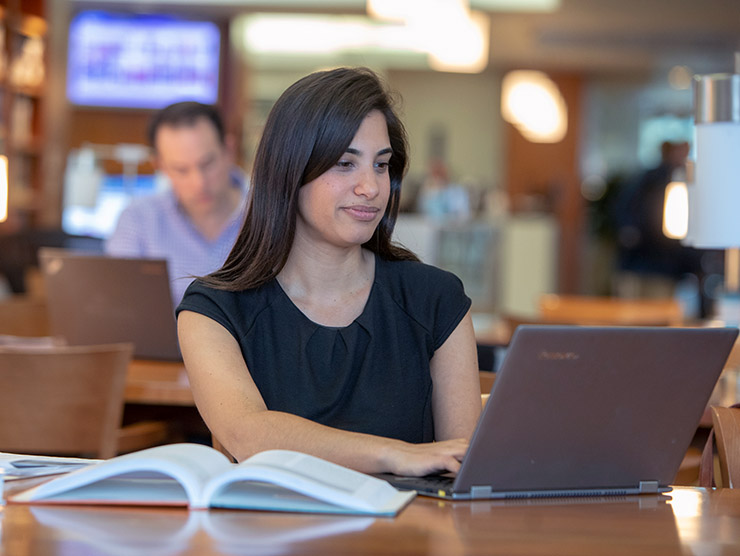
left=106, top=102, right=247, bottom=307
left=614, top=140, right=703, bottom=299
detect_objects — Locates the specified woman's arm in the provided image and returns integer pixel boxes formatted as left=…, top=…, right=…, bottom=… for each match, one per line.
left=430, top=309, right=482, bottom=441
left=178, top=310, right=469, bottom=476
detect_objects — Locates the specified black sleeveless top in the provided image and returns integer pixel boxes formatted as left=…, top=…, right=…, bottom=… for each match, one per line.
left=177, top=255, right=471, bottom=443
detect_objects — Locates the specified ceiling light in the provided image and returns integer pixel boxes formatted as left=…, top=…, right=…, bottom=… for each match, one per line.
left=427, top=10, right=490, bottom=73
left=501, top=70, right=567, bottom=142
left=668, top=65, right=692, bottom=90
left=367, top=0, right=470, bottom=22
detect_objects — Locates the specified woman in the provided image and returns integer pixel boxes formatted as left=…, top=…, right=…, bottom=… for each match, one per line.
left=177, top=67, right=481, bottom=476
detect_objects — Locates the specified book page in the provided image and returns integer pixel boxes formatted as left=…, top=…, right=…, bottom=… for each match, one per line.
left=0, top=452, right=98, bottom=481
left=206, top=480, right=407, bottom=515
left=23, top=478, right=192, bottom=506
left=11, top=444, right=233, bottom=506
left=202, top=450, right=415, bottom=515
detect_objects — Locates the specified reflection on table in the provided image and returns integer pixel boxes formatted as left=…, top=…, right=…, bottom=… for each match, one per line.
left=2, top=487, right=740, bottom=555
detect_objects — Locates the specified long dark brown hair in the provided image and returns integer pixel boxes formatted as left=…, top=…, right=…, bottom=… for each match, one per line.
left=202, top=66, right=417, bottom=291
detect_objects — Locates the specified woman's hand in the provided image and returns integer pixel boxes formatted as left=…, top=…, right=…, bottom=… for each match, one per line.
left=380, top=438, right=469, bottom=477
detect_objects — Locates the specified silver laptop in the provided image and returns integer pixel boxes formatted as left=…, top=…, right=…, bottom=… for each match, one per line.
left=380, top=325, right=738, bottom=499
left=39, top=248, right=181, bottom=361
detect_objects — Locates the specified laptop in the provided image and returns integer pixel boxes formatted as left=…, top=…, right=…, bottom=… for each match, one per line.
left=39, top=248, right=182, bottom=361
left=379, top=325, right=738, bottom=499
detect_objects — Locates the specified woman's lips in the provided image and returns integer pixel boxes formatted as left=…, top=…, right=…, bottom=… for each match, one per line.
left=344, top=205, right=380, bottom=222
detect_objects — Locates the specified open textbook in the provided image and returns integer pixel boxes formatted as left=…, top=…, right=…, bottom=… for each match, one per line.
left=9, top=443, right=415, bottom=516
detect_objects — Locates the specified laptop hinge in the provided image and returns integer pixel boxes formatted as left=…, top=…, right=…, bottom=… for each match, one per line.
left=470, top=485, right=493, bottom=499
left=638, top=481, right=659, bottom=493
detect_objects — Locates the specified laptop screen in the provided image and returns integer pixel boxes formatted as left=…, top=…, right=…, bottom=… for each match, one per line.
left=39, top=248, right=181, bottom=361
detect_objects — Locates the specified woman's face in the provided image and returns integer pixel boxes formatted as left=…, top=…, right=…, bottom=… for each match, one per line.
left=295, top=110, right=392, bottom=250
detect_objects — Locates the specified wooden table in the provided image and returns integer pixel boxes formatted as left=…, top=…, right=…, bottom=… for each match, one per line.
left=124, top=360, right=211, bottom=444
left=2, top=487, right=740, bottom=555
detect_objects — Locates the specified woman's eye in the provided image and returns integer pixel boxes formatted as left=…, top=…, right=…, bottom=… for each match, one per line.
left=375, top=161, right=390, bottom=172
left=336, top=160, right=353, bottom=169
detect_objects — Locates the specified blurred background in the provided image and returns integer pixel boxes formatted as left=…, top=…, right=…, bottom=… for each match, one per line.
left=2, top=0, right=739, bottom=322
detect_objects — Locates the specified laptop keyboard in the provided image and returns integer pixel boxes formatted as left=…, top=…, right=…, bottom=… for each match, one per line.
left=375, top=473, right=455, bottom=495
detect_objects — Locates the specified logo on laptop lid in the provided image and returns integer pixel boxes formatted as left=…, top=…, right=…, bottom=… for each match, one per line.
left=538, top=351, right=580, bottom=360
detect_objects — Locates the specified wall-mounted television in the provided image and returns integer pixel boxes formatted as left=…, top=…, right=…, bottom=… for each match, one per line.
left=67, top=11, right=221, bottom=109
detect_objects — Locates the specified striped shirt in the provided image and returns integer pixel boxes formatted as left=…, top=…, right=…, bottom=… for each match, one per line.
left=105, top=171, right=247, bottom=308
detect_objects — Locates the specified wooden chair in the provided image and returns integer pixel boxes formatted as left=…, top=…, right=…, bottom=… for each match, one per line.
left=538, top=294, right=683, bottom=326
left=0, top=295, right=51, bottom=336
left=708, top=405, right=740, bottom=488
left=0, top=343, right=168, bottom=459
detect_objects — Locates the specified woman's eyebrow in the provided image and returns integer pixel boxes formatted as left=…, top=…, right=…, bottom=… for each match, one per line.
left=345, top=147, right=393, bottom=156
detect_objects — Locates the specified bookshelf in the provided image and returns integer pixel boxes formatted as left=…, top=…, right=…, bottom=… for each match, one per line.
left=0, top=0, right=46, bottom=229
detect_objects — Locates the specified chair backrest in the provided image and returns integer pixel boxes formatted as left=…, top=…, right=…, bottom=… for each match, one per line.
left=0, top=343, right=133, bottom=459
left=710, top=405, right=740, bottom=488
left=0, top=296, right=50, bottom=336
left=539, top=294, right=683, bottom=326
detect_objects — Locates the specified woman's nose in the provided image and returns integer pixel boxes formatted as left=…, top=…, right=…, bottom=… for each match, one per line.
left=354, top=166, right=380, bottom=199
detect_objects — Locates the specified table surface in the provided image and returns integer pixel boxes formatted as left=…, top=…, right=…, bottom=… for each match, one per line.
left=2, top=487, right=740, bottom=555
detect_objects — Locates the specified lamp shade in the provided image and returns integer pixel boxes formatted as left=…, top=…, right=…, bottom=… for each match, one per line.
left=687, top=73, right=740, bottom=248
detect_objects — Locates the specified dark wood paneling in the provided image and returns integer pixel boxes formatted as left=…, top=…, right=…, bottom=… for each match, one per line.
left=504, top=73, right=584, bottom=294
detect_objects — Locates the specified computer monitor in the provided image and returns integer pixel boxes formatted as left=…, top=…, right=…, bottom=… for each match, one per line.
left=67, top=10, right=221, bottom=109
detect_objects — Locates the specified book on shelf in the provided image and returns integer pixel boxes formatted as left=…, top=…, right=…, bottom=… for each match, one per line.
left=8, top=443, right=416, bottom=516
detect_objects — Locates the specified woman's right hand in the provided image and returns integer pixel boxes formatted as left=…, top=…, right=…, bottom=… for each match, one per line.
left=379, top=438, right=469, bottom=477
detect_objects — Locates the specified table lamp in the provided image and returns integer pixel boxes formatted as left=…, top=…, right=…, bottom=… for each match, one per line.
left=687, top=53, right=740, bottom=322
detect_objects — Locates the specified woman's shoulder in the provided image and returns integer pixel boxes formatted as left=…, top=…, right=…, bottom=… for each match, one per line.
left=374, top=256, right=468, bottom=315
left=376, top=256, right=464, bottom=291
left=374, top=255, right=471, bottom=345
left=177, top=278, right=277, bottom=329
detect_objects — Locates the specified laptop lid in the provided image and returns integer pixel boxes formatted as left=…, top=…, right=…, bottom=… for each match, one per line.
left=381, top=325, right=737, bottom=499
left=39, top=248, right=182, bottom=361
